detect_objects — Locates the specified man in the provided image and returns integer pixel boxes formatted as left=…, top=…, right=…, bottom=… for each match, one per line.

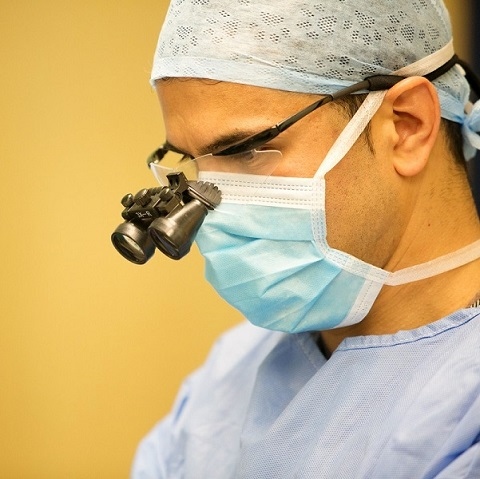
left=131, top=1, right=480, bottom=477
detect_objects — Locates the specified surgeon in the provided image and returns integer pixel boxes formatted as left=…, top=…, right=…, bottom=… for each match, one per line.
left=131, top=0, right=480, bottom=477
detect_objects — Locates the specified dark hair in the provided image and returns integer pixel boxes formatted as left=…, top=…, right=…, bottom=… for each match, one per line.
left=441, top=118, right=465, bottom=165
left=333, top=94, right=465, bottom=165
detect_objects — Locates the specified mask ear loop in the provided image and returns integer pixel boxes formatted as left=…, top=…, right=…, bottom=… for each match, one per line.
left=315, top=92, right=385, bottom=180
left=315, top=40, right=456, bottom=181
left=310, top=91, right=385, bottom=253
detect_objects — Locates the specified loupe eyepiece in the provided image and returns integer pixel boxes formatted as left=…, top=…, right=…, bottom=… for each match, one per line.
left=111, top=222, right=155, bottom=265
left=111, top=172, right=221, bottom=264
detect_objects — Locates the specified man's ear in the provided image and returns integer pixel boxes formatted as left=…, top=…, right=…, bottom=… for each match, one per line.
left=379, top=76, right=441, bottom=177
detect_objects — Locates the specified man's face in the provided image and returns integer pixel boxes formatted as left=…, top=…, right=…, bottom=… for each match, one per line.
left=156, top=79, right=404, bottom=268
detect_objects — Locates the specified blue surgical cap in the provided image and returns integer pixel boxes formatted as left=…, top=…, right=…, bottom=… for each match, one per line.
left=152, top=0, right=480, bottom=159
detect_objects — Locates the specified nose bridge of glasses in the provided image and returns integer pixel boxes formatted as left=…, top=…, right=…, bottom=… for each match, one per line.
left=149, top=148, right=198, bottom=185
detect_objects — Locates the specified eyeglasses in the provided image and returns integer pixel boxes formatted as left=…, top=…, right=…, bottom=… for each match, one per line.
left=148, top=55, right=462, bottom=182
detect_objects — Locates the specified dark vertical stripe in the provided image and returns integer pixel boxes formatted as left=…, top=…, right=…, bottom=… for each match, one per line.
left=466, top=1, right=480, bottom=211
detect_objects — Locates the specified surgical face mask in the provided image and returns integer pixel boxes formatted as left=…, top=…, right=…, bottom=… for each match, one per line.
left=195, top=174, right=384, bottom=332
left=194, top=171, right=480, bottom=333
left=192, top=47, right=480, bottom=334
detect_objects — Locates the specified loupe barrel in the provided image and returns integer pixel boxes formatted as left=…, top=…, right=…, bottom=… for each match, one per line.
left=149, top=199, right=208, bottom=260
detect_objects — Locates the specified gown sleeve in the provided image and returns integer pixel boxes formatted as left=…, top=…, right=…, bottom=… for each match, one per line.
left=130, top=321, right=284, bottom=479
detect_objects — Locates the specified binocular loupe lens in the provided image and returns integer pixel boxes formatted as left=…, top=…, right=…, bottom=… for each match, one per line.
left=111, top=173, right=221, bottom=265
left=111, top=222, right=156, bottom=265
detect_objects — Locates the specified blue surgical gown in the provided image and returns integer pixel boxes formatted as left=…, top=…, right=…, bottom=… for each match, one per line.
left=131, top=308, right=480, bottom=478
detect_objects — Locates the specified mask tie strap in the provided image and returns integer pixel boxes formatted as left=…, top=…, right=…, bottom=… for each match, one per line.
left=384, top=240, right=480, bottom=286
left=314, top=41, right=456, bottom=180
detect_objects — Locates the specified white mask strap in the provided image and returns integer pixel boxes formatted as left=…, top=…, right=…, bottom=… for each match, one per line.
left=313, top=41, right=480, bottom=285
left=315, top=40, right=455, bottom=179
left=385, top=239, right=480, bottom=286
left=315, top=91, right=385, bottom=179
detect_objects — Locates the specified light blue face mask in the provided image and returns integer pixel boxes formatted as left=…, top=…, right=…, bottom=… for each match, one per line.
left=192, top=47, right=480, bottom=333
left=195, top=171, right=480, bottom=333
left=195, top=175, right=382, bottom=332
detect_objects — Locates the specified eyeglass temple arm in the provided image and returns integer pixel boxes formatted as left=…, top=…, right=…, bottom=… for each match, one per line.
left=217, top=85, right=374, bottom=156
left=190, top=55, right=479, bottom=158
left=278, top=55, right=477, bottom=135
left=360, top=55, right=480, bottom=101
left=214, top=75, right=409, bottom=156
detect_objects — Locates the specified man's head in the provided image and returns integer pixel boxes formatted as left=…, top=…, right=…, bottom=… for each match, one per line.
left=149, top=0, right=480, bottom=336
left=156, top=71, right=447, bottom=269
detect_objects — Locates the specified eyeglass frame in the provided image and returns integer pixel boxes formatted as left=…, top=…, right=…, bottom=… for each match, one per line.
left=148, top=54, right=475, bottom=167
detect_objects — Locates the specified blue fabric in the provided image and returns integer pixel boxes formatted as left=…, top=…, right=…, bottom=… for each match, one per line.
left=131, top=309, right=480, bottom=478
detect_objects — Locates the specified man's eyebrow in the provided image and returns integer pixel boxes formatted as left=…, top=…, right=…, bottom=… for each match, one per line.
left=163, top=140, right=188, bottom=155
left=165, top=128, right=265, bottom=157
left=199, top=130, right=261, bottom=155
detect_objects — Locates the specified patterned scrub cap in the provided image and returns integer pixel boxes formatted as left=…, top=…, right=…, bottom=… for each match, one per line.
left=151, top=0, right=480, bottom=159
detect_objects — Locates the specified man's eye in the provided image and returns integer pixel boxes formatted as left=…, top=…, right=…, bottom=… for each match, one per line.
left=229, top=150, right=256, bottom=161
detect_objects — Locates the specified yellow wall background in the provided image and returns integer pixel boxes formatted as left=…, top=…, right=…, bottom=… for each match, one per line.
left=1, top=2, right=243, bottom=478
left=0, top=1, right=471, bottom=477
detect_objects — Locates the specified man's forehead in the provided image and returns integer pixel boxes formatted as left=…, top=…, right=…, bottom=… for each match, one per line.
left=156, top=79, right=297, bottom=155
left=155, top=77, right=341, bottom=158
left=156, top=78, right=318, bottom=113
left=157, top=77, right=306, bottom=97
